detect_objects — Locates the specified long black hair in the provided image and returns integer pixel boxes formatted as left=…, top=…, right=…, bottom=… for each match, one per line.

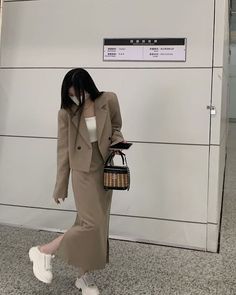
left=61, top=68, right=103, bottom=114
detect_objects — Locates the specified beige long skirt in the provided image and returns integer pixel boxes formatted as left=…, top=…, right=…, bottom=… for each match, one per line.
left=54, top=140, right=113, bottom=275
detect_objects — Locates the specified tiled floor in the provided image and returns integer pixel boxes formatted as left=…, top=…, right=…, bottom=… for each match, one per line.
left=1, top=124, right=236, bottom=295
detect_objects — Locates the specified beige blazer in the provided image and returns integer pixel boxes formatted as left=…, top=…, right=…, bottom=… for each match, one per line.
left=52, top=91, right=125, bottom=201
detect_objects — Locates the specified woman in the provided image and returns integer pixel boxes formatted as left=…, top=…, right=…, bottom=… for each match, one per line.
left=28, top=68, right=126, bottom=294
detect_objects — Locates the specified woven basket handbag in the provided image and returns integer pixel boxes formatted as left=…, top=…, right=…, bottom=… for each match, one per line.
left=103, top=149, right=130, bottom=191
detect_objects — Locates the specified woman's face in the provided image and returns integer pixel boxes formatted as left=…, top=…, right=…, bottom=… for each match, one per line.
left=68, top=86, right=76, bottom=97
left=68, top=86, right=89, bottom=98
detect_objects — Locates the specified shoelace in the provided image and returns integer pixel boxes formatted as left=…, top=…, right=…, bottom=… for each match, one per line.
left=82, top=273, right=96, bottom=287
left=44, top=254, right=54, bottom=271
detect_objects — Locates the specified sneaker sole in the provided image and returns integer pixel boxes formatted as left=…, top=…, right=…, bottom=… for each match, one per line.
left=29, top=247, right=52, bottom=284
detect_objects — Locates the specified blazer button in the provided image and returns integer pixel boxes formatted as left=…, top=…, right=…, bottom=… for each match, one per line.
left=108, top=136, right=111, bottom=140
left=77, top=146, right=81, bottom=150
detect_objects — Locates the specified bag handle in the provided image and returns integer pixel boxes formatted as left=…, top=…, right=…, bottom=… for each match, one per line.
left=104, top=150, right=127, bottom=166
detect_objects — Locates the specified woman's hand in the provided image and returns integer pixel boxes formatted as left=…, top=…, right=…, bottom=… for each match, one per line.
left=54, top=196, right=66, bottom=204
left=111, top=140, right=127, bottom=154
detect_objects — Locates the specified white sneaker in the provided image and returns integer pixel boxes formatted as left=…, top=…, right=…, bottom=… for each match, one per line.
left=28, top=246, right=55, bottom=284
left=75, top=273, right=100, bottom=295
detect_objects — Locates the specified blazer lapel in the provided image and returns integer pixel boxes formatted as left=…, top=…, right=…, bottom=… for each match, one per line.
left=71, top=93, right=108, bottom=147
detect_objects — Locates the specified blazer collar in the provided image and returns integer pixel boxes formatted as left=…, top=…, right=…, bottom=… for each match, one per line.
left=70, top=92, right=108, bottom=148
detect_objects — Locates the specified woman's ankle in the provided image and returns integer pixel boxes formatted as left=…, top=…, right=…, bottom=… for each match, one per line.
left=38, top=245, right=53, bottom=255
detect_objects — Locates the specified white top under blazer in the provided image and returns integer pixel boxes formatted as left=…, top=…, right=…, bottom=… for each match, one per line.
left=84, top=116, right=98, bottom=143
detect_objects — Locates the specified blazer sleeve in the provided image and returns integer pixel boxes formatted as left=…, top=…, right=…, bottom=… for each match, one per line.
left=52, top=108, right=70, bottom=201
left=109, top=92, right=125, bottom=146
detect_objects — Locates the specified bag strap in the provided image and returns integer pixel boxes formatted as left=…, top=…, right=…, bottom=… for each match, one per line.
left=104, top=150, right=127, bottom=166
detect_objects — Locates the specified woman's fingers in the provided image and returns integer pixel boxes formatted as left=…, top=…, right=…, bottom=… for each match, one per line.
left=54, top=198, right=61, bottom=204
left=115, top=150, right=122, bottom=154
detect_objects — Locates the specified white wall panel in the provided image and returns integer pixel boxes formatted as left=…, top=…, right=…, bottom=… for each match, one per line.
left=0, top=68, right=212, bottom=145
left=0, top=206, right=76, bottom=232
left=1, top=0, right=214, bottom=68
left=207, top=223, right=219, bottom=252
left=210, top=68, right=223, bottom=144
left=211, top=68, right=229, bottom=144
left=110, top=215, right=207, bottom=250
left=112, top=142, right=209, bottom=223
left=0, top=205, right=207, bottom=250
left=214, top=0, right=230, bottom=68
left=208, top=134, right=227, bottom=224
left=0, top=69, right=63, bottom=137
left=0, top=136, right=76, bottom=210
left=0, top=136, right=209, bottom=223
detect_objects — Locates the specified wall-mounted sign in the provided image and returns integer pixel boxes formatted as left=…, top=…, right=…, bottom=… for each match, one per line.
left=103, top=38, right=186, bottom=62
